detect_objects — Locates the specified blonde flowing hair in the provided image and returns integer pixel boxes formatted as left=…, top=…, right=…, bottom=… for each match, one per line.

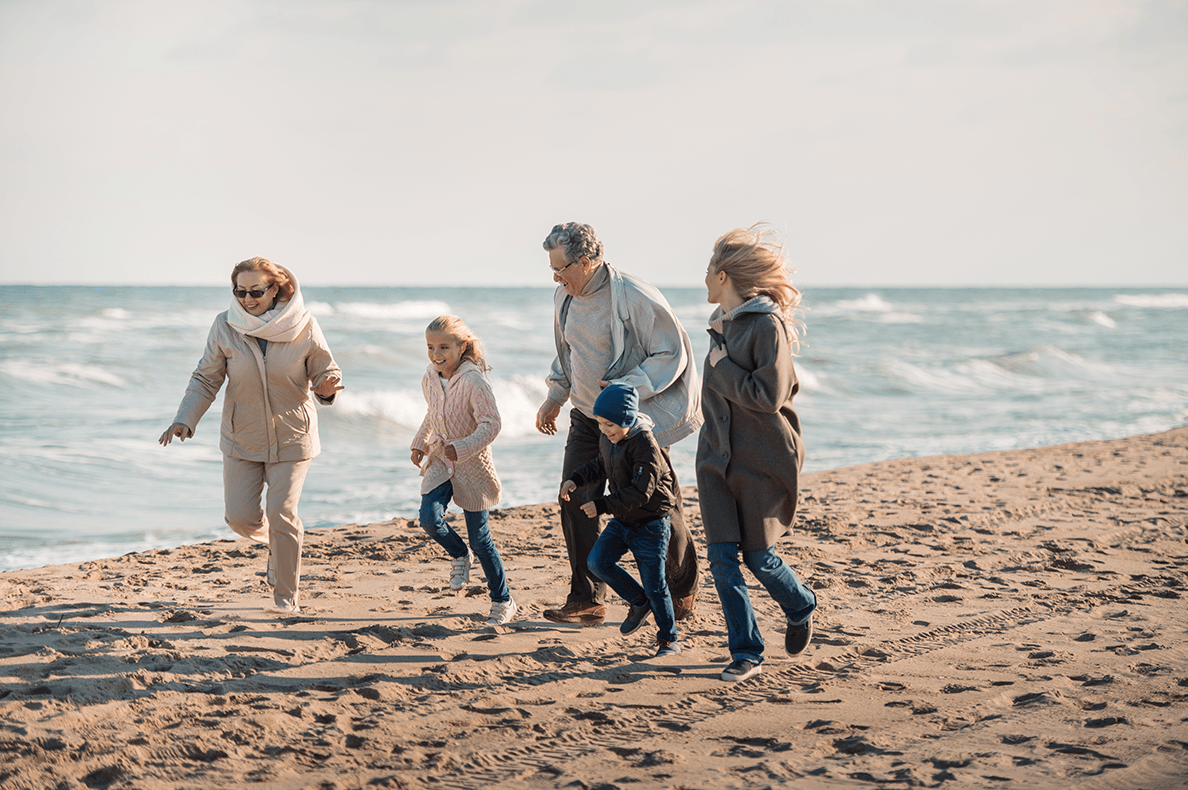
left=426, top=315, right=491, bottom=372
left=709, top=223, right=804, bottom=351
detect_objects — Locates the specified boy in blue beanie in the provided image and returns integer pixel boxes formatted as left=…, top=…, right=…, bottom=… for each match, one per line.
left=559, top=383, right=681, bottom=658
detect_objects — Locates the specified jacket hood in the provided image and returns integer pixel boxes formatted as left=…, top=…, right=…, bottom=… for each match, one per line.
left=708, top=295, right=779, bottom=333
left=424, top=359, right=486, bottom=385
left=624, top=411, right=655, bottom=439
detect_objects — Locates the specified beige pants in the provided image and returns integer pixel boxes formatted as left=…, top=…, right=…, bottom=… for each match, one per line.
left=223, top=456, right=312, bottom=608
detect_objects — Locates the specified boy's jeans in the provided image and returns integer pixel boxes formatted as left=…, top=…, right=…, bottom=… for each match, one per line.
left=588, top=516, right=677, bottom=644
left=707, top=542, right=816, bottom=664
left=420, top=480, right=510, bottom=603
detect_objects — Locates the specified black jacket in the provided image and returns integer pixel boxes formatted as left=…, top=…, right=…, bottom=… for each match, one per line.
left=570, top=425, right=678, bottom=527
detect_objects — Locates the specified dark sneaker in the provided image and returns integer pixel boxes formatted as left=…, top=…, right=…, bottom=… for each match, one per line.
left=620, top=601, right=652, bottom=635
left=721, top=659, right=762, bottom=682
left=785, top=614, right=813, bottom=656
left=654, top=641, right=681, bottom=658
left=543, top=601, right=606, bottom=626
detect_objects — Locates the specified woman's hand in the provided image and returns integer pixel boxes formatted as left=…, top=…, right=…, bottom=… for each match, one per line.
left=313, top=373, right=344, bottom=399
left=536, top=398, right=561, bottom=436
left=580, top=501, right=598, bottom=518
left=445, top=445, right=458, bottom=462
left=410, top=449, right=425, bottom=468
left=709, top=343, right=729, bottom=367
left=159, top=423, right=192, bottom=447
left=558, top=480, right=576, bottom=501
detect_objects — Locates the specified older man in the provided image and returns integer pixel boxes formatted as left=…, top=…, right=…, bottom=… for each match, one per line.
left=536, top=222, right=702, bottom=626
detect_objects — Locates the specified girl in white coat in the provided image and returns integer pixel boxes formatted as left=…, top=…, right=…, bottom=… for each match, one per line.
left=411, top=315, right=516, bottom=626
left=159, top=257, right=342, bottom=614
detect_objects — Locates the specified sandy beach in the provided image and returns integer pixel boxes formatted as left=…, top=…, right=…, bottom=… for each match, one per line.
left=2, top=427, right=1186, bottom=789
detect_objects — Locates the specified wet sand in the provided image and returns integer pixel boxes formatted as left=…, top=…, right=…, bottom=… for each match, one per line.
left=2, top=427, right=1186, bottom=789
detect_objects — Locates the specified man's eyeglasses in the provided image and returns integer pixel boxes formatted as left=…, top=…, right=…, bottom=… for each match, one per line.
left=550, top=260, right=575, bottom=275
left=233, top=286, right=273, bottom=299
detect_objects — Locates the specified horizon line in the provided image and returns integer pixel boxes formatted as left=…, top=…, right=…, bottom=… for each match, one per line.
left=2, top=282, right=1188, bottom=290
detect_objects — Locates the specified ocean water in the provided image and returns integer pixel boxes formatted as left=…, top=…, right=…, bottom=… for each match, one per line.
left=1, top=285, right=1185, bottom=572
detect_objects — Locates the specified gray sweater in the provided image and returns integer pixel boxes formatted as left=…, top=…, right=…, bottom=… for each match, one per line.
left=562, top=265, right=614, bottom=418
left=547, top=263, right=703, bottom=448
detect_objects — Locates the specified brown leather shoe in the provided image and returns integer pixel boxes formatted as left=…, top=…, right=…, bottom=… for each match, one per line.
left=543, top=601, right=605, bottom=626
left=673, top=592, right=697, bottom=621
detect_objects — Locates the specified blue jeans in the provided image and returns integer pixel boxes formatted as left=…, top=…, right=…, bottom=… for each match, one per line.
left=420, top=480, right=510, bottom=603
left=707, top=542, right=816, bottom=664
left=588, top=516, right=677, bottom=644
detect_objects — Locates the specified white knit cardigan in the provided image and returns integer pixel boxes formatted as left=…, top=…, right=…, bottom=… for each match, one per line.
left=411, top=360, right=502, bottom=511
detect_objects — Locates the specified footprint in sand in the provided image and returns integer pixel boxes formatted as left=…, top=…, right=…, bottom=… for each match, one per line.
left=1084, top=716, right=1129, bottom=727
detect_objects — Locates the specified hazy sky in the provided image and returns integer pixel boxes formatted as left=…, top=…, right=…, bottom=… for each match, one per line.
left=1, top=0, right=1185, bottom=287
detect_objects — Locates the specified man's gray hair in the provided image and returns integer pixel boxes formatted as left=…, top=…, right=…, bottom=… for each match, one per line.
left=542, top=222, right=604, bottom=265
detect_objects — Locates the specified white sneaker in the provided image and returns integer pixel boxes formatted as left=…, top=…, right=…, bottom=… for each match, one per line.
left=449, top=552, right=471, bottom=590
left=273, top=597, right=299, bottom=614
left=486, top=598, right=517, bottom=626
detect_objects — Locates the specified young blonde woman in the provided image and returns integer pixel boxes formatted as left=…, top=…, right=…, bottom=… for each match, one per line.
left=412, top=315, right=516, bottom=626
left=160, top=257, right=343, bottom=614
left=696, top=225, right=816, bottom=682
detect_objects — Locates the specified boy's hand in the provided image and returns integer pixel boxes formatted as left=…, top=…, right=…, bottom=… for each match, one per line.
left=580, top=502, right=598, bottom=518
left=558, top=480, right=576, bottom=501
left=410, top=449, right=425, bottom=468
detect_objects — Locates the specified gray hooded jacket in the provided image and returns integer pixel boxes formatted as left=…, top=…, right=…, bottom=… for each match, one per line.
left=547, top=264, right=702, bottom=448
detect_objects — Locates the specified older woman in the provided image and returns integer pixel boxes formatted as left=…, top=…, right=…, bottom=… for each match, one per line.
left=159, top=257, right=342, bottom=613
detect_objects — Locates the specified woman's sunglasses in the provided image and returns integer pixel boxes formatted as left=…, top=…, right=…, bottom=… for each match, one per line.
left=232, top=285, right=273, bottom=299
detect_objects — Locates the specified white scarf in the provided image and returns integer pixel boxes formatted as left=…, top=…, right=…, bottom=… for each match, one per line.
left=226, top=266, right=311, bottom=342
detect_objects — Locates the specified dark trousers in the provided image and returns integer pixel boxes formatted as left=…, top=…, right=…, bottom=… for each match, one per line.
left=559, top=408, right=700, bottom=605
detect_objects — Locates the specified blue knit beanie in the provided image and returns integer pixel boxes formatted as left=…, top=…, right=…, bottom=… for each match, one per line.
left=593, top=383, right=639, bottom=428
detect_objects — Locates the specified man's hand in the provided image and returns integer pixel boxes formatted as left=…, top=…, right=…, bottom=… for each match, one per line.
left=536, top=398, right=562, bottom=435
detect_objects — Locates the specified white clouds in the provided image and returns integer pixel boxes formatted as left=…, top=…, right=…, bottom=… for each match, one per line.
left=0, top=0, right=1185, bottom=286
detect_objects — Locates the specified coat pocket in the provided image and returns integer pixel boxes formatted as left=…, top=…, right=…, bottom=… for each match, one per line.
left=274, top=402, right=313, bottom=449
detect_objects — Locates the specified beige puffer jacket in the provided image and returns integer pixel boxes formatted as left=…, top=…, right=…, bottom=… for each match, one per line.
left=173, top=311, right=340, bottom=464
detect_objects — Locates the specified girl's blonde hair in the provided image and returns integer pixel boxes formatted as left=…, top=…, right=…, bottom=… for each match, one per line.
left=426, top=315, right=491, bottom=372
left=709, top=223, right=804, bottom=351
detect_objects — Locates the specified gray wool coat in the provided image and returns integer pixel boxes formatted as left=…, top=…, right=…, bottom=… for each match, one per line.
left=695, top=297, right=804, bottom=551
